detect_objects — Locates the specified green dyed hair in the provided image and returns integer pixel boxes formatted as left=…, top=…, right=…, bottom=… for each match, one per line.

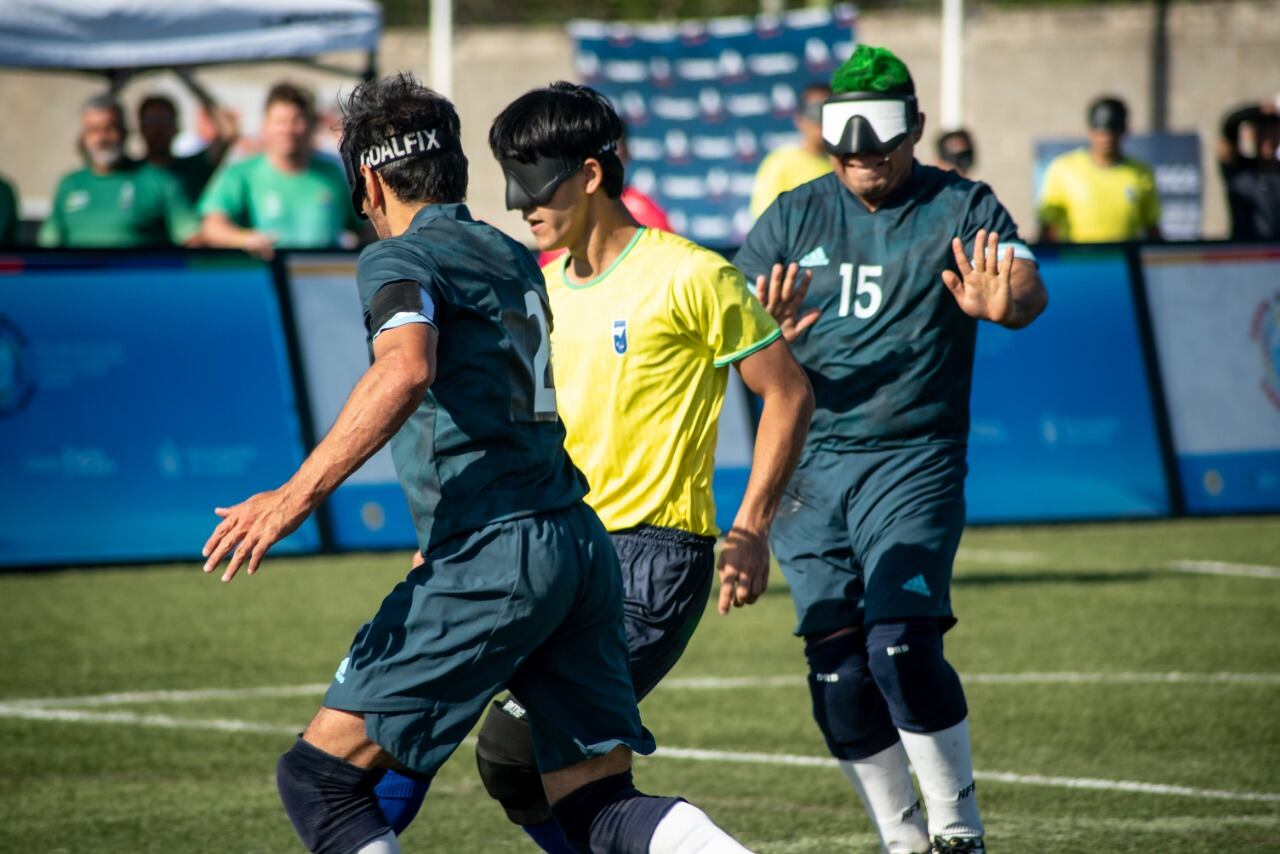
left=830, top=45, right=914, bottom=96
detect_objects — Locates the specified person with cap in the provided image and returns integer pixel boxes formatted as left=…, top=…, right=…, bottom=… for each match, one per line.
left=1037, top=95, right=1161, bottom=243
left=935, top=129, right=976, bottom=178
left=38, top=94, right=200, bottom=248
left=735, top=45, right=1047, bottom=854
left=199, top=82, right=363, bottom=255
left=1217, top=96, right=1280, bottom=240
left=200, top=72, right=753, bottom=854
left=749, top=83, right=834, bottom=218
left=138, top=73, right=240, bottom=206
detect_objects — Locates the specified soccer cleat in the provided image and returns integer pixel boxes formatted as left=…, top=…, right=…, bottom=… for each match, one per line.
left=931, top=836, right=986, bottom=854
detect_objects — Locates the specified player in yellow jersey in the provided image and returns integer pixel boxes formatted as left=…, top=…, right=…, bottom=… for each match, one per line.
left=1038, top=96, right=1161, bottom=243
left=749, top=83, right=834, bottom=218
left=470, top=82, right=815, bottom=853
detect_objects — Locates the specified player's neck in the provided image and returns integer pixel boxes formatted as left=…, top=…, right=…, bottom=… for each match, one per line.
left=1089, top=147, right=1120, bottom=168
left=267, top=150, right=310, bottom=174
left=383, top=198, right=435, bottom=238
left=565, top=201, right=641, bottom=285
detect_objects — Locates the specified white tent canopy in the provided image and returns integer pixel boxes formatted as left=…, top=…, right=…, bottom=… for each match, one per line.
left=0, top=0, right=381, bottom=73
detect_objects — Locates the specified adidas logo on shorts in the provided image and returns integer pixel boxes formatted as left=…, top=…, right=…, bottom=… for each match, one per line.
left=902, top=574, right=932, bottom=597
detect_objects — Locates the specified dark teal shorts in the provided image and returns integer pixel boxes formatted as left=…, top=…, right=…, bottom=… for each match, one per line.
left=323, top=502, right=655, bottom=775
left=769, top=443, right=967, bottom=637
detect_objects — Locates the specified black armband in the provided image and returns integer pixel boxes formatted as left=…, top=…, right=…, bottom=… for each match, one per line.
left=368, top=280, right=428, bottom=334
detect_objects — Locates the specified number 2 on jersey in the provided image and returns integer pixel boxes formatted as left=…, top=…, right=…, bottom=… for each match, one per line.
left=838, top=263, right=883, bottom=319
left=523, top=290, right=557, bottom=417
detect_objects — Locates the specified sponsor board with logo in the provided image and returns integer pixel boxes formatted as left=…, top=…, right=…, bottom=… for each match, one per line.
left=572, top=5, right=856, bottom=248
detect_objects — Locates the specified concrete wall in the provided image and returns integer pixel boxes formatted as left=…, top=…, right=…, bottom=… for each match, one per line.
left=2, top=1, right=1277, bottom=239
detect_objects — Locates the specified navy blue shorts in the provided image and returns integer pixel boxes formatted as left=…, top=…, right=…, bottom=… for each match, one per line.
left=612, top=524, right=717, bottom=699
left=323, top=502, right=655, bottom=775
left=769, top=443, right=967, bottom=636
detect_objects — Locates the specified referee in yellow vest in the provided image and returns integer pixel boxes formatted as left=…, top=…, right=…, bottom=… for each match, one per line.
left=750, top=83, right=835, bottom=219
left=1038, top=95, right=1162, bottom=243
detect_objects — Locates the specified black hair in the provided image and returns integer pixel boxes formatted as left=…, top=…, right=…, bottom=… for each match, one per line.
left=265, top=82, right=317, bottom=123
left=936, top=128, right=973, bottom=156
left=139, top=95, right=178, bottom=122
left=489, top=82, right=626, bottom=199
left=1087, top=95, right=1128, bottom=131
left=341, top=72, right=468, bottom=207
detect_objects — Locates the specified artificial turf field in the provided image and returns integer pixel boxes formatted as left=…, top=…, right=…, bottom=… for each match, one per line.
left=2, top=515, right=1277, bottom=853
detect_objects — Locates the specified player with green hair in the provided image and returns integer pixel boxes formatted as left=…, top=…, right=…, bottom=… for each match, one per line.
left=738, top=45, right=1048, bottom=853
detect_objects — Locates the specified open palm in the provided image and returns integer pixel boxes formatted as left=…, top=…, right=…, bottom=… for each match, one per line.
left=941, top=229, right=1015, bottom=324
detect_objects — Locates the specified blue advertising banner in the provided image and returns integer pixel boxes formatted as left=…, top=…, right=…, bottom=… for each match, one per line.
left=1033, top=133, right=1203, bottom=240
left=966, top=247, right=1171, bottom=521
left=572, top=6, right=855, bottom=248
left=286, top=254, right=417, bottom=550
left=1141, top=245, right=1280, bottom=514
left=0, top=253, right=320, bottom=566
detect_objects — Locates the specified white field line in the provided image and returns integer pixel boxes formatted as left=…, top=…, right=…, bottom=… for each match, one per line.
left=954, top=548, right=1046, bottom=565
left=651, top=747, right=1280, bottom=803
left=1168, top=560, right=1280, bottom=579
left=2, top=683, right=331, bottom=709
left=7, top=670, right=1279, bottom=709
left=2, top=704, right=1277, bottom=804
left=0, top=703, right=298, bottom=735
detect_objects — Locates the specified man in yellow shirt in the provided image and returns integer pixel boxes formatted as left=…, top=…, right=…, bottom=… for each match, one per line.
left=464, top=81, right=814, bottom=853
left=1038, top=96, right=1161, bottom=242
left=749, top=83, right=834, bottom=217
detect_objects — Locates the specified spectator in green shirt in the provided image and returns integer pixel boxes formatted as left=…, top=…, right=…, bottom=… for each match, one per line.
left=38, top=95, right=200, bottom=249
left=0, top=175, right=18, bottom=246
left=199, top=82, right=363, bottom=255
left=138, top=78, right=239, bottom=206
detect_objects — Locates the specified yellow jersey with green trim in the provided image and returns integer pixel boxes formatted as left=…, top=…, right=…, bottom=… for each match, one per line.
left=544, top=227, right=780, bottom=536
left=1037, top=148, right=1161, bottom=242
left=750, top=145, right=834, bottom=218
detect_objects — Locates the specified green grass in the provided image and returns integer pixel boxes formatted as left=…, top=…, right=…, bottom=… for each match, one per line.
left=1, top=516, right=1278, bottom=852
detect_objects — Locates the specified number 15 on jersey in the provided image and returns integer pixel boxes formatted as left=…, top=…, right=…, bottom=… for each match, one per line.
left=838, top=263, right=883, bottom=319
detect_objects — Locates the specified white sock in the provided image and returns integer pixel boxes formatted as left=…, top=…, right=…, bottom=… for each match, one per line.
left=838, top=741, right=931, bottom=854
left=897, top=718, right=983, bottom=840
left=356, top=830, right=401, bottom=853
left=648, top=801, right=753, bottom=853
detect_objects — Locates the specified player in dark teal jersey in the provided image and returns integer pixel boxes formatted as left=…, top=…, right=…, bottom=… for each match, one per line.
left=201, top=74, right=750, bottom=854
left=737, top=47, right=1047, bottom=854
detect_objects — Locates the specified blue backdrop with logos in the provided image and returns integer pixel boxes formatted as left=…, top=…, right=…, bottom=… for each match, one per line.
left=571, top=6, right=856, bottom=248
left=0, top=253, right=320, bottom=566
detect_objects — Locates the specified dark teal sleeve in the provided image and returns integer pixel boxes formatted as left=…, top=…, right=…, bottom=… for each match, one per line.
left=356, top=239, right=442, bottom=334
left=733, top=197, right=790, bottom=282
left=959, top=183, right=1035, bottom=262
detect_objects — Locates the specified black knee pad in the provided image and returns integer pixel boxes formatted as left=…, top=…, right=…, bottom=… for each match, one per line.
left=549, top=770, right=679, bottom=854
left=804, top=629, right=900, bottom=760
left=475, top=698, right=550, bottom=825
left=866, top=618, right=968, bottom=733
left=276, top=738, right=392, bottom=854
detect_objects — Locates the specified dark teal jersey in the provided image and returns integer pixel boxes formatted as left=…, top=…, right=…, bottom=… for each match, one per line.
left=356, top=203, right=588, bottom=549
left=735, top=163, right=1034, bottom=449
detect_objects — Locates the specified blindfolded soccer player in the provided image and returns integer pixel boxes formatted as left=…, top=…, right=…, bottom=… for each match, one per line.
left=372, top=79, right=812, bottom=854
left=735, top=46, right=1048, bottom=854
left=201, top=73, right=751, bottom=854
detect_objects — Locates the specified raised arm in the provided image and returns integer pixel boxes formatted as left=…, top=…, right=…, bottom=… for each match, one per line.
left=202, top=322, right=436, bottom=581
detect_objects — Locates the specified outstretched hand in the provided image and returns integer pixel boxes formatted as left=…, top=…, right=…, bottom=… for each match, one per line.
left=756, top=262, right=820, bottom=343
left=941, top=229, right=1016, bottom=325
left=201, top=487, right=311, bottom=582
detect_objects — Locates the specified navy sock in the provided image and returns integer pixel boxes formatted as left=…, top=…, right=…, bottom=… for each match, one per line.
left=374, top=768, right=431, bottom=835
left=521, top=817, right=578, bottom=854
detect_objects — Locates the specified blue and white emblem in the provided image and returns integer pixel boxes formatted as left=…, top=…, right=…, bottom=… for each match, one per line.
left=613, top=319, right=628, bottom=355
